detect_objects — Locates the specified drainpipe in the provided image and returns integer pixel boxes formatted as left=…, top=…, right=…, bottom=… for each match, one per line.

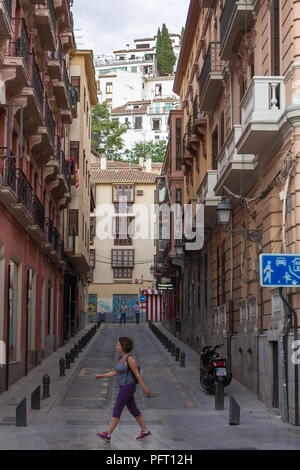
left=228, top=216, right=234, bottom=372
left=279, top=288, right=299, bottom=426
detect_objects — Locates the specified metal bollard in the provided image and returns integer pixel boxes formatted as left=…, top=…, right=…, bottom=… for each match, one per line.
left=229, top=397, right=240, bottom=425
left=31, top=386, right=41, bottom=411
left=59, top=358, right=66, bottom=376
left=74, top=344, right=79, bottom=358
left=167, top=340, right=171, bottom=352
left=215, top=382, right=225, bottom=411
left=16, top=398, right=27, bottom=427
left=65, top=352, right=71, bottom=369
left=70, top=348, right=75, bottom=363
left=171, top=343, right=176, bottom=356
left=175, top=347, right=180, bottom=362
left=42, top=375, right=50, bottom=399
left=180, top=351, right=186, bottom=368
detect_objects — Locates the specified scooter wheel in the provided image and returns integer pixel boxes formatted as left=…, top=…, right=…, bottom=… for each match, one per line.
left=200, top=374, right=213, bottom=393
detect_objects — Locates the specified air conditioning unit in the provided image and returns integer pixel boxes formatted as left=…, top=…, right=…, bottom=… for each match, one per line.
left=136, top=190, right=144, bottom=196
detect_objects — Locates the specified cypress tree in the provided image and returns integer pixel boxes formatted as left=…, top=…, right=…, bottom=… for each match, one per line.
left=156, top=28, right=162, bottom=75
left=157, top=24, right=177, bottom=76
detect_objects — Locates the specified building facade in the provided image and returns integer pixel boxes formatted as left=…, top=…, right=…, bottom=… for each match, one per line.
left=89, top=159, right=157, bottom=323
left=62, top=49, right=98, bottom=341
left=159, top=0, right=300, bottom=425
left=0, top=0, right=93, bottom=393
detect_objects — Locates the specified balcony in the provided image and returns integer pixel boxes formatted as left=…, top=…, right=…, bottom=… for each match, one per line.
left=199, top=42, right=225, bottom=111
left=0, top=157, right=17, bottom=206
left=34, top=0, right=57, bottom=51
left=214, top=125, right=257, bottom=196
left=28, top=195, right=46, bottom=246
left=186, top=99, right=207, bottom=156
left=197, top=170, right=222, bottom=225
left=236, top=77, right=286, bottom=155
left=220, top=0, right=256, bottom=60
left=30, top=99, right=55, bottom=165
left=3, top=19, right=31, bottom=93
left=53, top=0, right=72, bottom=34
left=182, top=134, right=193, bottom=174
left=0, top=0, right=13, bottom=47
left=47, top=41, right=63, bottom=79
left=52, top=60, right=72, bottom=121
left=22, top=59, right=44, bottom=135
left=44, top=140, right=60, bottom=183
left=61, top=29, right=75, bottom=53
left=200, top=0, right=214, bottom=6
left=48, top=147, right=71, bottom=202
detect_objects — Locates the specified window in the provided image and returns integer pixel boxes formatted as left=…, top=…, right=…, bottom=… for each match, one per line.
left=70, top=141, right=80, bottom=166
left=134, top=117, right=143, bottom=129
left=90, top=249, right=96, bottom=269
left=106, top=82, right=113, bottom=94
left=137, top=43, right=150, bottom=49
left=271, top=0, right=280, bottom=76
left=114, top=268, right=133, bottom=279
left=8, top=261, right=20, bottom=363
left=113, top=185, right=134, bottom=203
left=111, top=249, right=134, bottom=268
left=155, top=84, right=162, bottom=96
left=69, top=209, right=78, bottom=236
left=152, top=119, right=161, bottom=131
left=212, top=127, right=218, bottom=171
left=47, top=282, right=53, bottom=336
left=113, top=217, right=135, bottom=245
left=90, top=217, right=96, bottom=242
left=176, top=118, right=182, bottom=170
left=220, top=111, right=225, bottom=148
left=71, top=76, right=80, bottom=101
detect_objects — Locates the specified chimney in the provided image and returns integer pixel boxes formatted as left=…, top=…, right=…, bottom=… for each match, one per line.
left=139, top=157, right=145, bottom=168
left=145, top=157, right=152, bottom=173
left=101, top=157, right=107, bottom=170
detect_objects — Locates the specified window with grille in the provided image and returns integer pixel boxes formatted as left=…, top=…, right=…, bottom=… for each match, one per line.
left=113, top=217, right=134, bottom=245
left=111, top=249, right=134, bottom=268
left=90, top=249, right=96, bottom=268
left=152, top=119, right=161, bottom=131
left=134, top=117, right=143, bottom=129
left=106, top=82, right=113, bottom=94
left=176, top=118, right=182, bottom=170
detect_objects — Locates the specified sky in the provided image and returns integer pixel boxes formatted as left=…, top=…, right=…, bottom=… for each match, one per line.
left=72, top=0, right=190, bottom=56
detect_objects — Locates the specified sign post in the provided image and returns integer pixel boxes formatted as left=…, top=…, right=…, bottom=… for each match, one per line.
left=259, top=254, right=299, bottom=426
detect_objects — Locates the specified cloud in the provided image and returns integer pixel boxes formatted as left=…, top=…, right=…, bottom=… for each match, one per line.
left=72, top=0, right=190, bottom=54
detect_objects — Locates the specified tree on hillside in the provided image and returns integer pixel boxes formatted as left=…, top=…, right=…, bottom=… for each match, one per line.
left=156, top=27, right=162, bottom=72
left=180, top=26, right=185, bottom=44
left=156, top=24, right=177, bottom=76
left=91, top=102, right=129, bottom=160
left=124, top=139, right=167, bottom=163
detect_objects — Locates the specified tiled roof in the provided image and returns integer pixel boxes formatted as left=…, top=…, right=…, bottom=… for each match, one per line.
left=111, top=101, right=151, bottom=116
left=91, top=168, right=157, bottom=184
left=91, top=160, right=141, bottom=169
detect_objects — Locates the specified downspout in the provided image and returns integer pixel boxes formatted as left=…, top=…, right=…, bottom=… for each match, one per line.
left=228, top=216, right=234, bottom=372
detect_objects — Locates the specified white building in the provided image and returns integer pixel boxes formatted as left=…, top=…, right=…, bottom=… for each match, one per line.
left=94, top=34, right=181, bottom=109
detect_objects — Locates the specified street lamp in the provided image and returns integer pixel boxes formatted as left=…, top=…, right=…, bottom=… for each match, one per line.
left=216, top=199, right=233, bottom=225
left=150, top=265, right=155, bottom=277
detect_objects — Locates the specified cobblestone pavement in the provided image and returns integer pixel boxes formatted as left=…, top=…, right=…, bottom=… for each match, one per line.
left=0, top=323, right=300, bottom=450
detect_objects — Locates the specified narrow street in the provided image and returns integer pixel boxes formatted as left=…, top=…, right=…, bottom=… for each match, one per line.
left=0, top=324, right=299, bottom=450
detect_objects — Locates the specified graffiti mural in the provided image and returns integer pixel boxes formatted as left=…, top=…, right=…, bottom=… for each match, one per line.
left=97, top=298, right=113, bottom=313
left=113, top=294, right=138, bottom=323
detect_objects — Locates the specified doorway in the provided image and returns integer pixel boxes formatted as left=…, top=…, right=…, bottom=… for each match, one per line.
left=272, top=341, right=279, bottom=409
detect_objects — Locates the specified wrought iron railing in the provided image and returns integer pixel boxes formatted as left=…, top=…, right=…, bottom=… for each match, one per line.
left=220, top=0, right=236, bottom=46
left=45, top=218, right=54, bottom=244
left=53, top=228, right=63, bottom=258
left=47, top=0, right=57, bottom=33
left=3, top=0, right=12, bottom=18
left=32, top=196, right=45, bottom=233
left=199, top=42, right=223, bottom=97
left=6, top=19, right=30, bottom=71
left=45, top=99, right=55, bottom=146
left=16, top=170, right=33, bottom=215
left=1, top=158, right=17, bottom=192
left=61, top=152, right=72, bottom=193
left=62, top=60, right=72, bottom=109
left=32, top=59, right=44, bottom=114
left=50, top=39, right=62, bottom=62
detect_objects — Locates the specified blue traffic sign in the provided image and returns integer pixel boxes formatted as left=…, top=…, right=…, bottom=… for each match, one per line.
left=139, top=295, right=146, bottom=303
left=260, top=254, right=300, bottom=287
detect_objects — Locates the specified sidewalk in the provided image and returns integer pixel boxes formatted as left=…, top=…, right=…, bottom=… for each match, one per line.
left=0, top=324, right=100, bottom=425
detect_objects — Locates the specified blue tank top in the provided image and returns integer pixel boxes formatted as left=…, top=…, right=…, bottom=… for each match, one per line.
left=115, top=356, right=135, bottom=386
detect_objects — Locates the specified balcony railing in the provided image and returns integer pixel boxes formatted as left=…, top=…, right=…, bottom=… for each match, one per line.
left=6, top=19, right=30, bottom=70
left=3, top=0, right=12, bottom=19
left=32, top=195, right=45, bottom=233
left=32, top=59, right=44, bottom=113
left=53, top=227, right=63, bottom=258
left=47, top=0, right=57, bottom=33
left=62, top=60, right=72, bottom=108
left=61, top=152, right=72, bottom=193
left=45, top=99, right=55, bottom=145
left=50, top=38, right=62, bottom=62
left=199, top=42, right=223, bottom=97
left=45, top=218, right=54, bottom=244
left=1, top=157, right=16, bottom=192
left=16, top=170, right=33, bottom=214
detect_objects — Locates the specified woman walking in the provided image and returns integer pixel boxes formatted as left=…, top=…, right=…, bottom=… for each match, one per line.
left=95, top=337, right=151, bottom=442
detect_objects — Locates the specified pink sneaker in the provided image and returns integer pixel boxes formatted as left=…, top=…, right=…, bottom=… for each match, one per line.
left=136, top=430, right=151, bottom=440
left=97, top=432, right=111, bottom=442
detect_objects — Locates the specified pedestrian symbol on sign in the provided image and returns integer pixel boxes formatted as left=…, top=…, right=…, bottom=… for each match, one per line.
left=260, top=254, right=300, bottom=287
left=263, top=261, right=274, bottom=284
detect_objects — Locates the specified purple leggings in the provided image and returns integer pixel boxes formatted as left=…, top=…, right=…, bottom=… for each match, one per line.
left=112, top=383, right=141, bottom=419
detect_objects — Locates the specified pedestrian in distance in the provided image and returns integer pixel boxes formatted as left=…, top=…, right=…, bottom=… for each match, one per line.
left=95, top=337, right=151, bottom=442
left=134, top=301, right=141, bottom=324
left=119, top=300, right=128, bottom=326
